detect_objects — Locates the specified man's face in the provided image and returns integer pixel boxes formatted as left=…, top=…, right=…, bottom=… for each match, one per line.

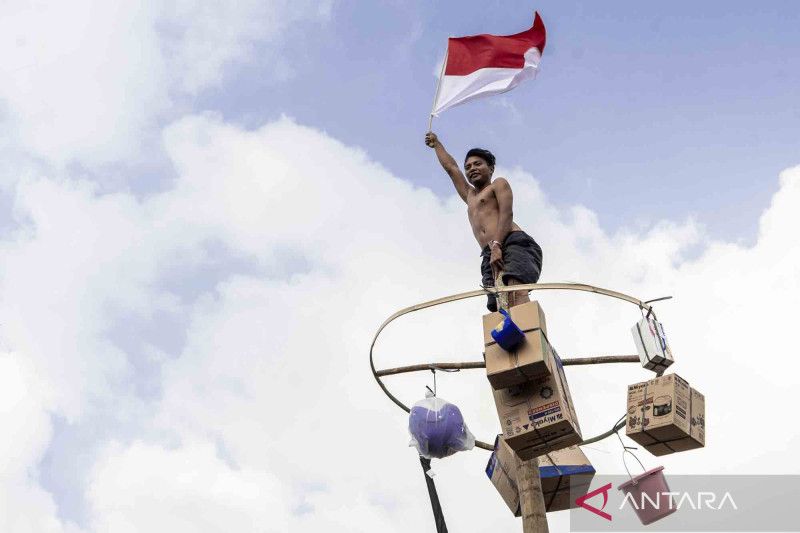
left=464, top=156, right=493, bottom=186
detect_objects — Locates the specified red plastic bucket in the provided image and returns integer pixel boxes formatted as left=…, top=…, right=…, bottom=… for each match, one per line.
left=617, top=466, right=677, bottom=525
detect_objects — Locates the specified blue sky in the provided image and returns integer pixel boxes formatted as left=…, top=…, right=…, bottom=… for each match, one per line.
left=204, top=0, right=800, bottom=243
left=1, top=2, right=799, bottom=532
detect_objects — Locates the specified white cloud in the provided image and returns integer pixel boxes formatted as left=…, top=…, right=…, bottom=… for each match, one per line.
left=0, top=1, right=165, bottom=165
left=87, top=440, right=289, bottom=532
left=0, top=113, right=798, bottom=531
left=0, top=177, right=165, bottom=420
left=0, top=352, right=84, bottom=533
left=159, top=0, right=332, bottom=94
left=0, top=0, right=329, bottom=166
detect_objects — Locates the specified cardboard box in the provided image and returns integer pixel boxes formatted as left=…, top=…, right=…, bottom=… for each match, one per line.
left=669, top=387, right=705, bottom=453
left=492, top=347, right=582, bottom=459
left=631, top=316, right=674, bottom=373
left=482, top=301, right=548, bottom=345
left=538, top=445, right=596, bottom=511
left=626, top=374, right=705, bottom=456
left=486, top=436, right=520, bottom=515
left=486, top=436, right=595, bottom=515
left=482, top=301, right=553, bottom=389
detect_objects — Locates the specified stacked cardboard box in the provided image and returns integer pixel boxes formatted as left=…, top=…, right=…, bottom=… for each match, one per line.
left=482, top=302, right=551, bottom=389
left=486, top=436, right=595, bottom=514
left=490, top=341, right=582, bottom=459
left=484, top=301, right=582, bottom=459
left=626, top=373, right=705, bottom=456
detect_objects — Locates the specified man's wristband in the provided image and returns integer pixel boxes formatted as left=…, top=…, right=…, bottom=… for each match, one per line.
left=490, top=240, right=502, bottom=249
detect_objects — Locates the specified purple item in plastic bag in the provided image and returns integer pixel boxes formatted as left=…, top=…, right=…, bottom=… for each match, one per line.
left=408, top=393, right=475, bottom=459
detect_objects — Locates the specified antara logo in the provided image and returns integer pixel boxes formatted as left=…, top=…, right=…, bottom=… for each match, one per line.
left=575, top=483, right=613, bottom=521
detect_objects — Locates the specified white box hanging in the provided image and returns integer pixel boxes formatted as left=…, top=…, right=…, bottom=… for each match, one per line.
left=631, top=316, right=674, bottom=372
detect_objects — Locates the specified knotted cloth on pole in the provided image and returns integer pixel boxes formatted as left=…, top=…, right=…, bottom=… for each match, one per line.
left=430, top=12, right=546, bottom=120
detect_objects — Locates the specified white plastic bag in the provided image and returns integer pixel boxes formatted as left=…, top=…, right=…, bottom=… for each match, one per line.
left=408, top=391, right=475, bottom=459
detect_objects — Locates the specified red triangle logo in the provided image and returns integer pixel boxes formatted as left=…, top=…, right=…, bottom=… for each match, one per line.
left=575, top=482, right=613, bottom=521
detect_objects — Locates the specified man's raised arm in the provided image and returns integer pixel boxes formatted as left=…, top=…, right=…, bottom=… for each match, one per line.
left=425, top=132, right=470, bottom=202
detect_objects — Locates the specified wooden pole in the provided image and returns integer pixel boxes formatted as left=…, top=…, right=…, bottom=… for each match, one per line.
left=494, top=271, right=549, bottom=533
left=517, top=455, right=549, bottom=533
left=428, top=42, right=449, bottom=132
left=374, top=354, right=639, bottom=377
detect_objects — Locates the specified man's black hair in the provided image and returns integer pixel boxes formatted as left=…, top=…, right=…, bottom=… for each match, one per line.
left=465, top=148, right=496, bottom=168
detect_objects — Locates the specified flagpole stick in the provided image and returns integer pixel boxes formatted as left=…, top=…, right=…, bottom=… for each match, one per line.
left=428, top=41, right=449, bottom=132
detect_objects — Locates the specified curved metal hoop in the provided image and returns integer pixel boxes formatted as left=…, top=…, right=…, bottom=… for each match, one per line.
left=370, top=282, right=661, bottom=451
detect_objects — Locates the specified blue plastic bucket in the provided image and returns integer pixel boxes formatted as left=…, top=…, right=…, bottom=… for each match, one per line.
left=490, top=309, right=526, bottom=351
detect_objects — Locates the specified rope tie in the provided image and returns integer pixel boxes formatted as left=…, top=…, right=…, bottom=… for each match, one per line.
left=542, top=449, right=565, bottom=510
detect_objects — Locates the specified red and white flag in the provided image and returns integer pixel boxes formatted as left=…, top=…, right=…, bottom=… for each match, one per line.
left=431, top=12, right=546, bottom=117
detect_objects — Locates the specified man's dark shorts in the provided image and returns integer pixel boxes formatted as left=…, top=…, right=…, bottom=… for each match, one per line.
left=481, top=231, right=543, bottom=312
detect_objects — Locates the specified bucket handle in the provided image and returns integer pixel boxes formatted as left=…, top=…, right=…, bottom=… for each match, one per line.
left=622, top=448, right=647, bottom=484
left=616, top=425, right=646, bottom=484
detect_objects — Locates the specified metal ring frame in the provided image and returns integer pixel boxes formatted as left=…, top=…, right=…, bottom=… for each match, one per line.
left=369, top=282, right=663, bottom=451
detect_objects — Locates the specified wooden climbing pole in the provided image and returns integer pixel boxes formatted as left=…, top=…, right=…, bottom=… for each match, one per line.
left=495, top=273, right=549, bottom=533
left=518, top=456, right=549, bottom=532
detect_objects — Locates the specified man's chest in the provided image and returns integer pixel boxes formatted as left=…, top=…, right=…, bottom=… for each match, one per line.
left=467, top=188, right=498, bottom=214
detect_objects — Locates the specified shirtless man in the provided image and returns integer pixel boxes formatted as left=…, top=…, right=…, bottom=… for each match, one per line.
left=425, top=131, right=542, bottom=311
